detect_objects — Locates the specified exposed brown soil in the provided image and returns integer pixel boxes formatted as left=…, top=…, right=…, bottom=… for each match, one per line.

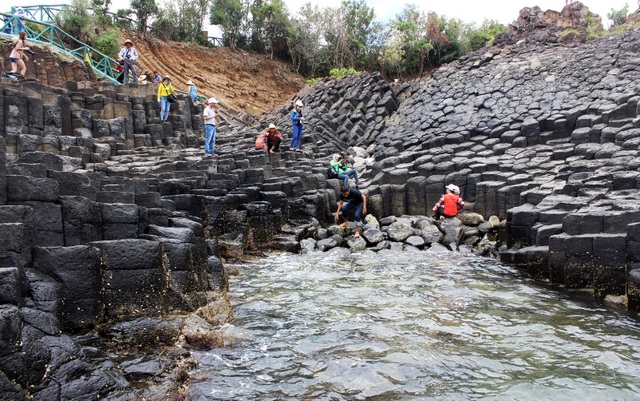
left=134, top=38, right=306, bottom=115
left=2, top=35, right=306, bottom=116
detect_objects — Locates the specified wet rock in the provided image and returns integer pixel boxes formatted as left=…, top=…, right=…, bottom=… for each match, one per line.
left=106, top=317, right=183, bottom=348
left=121, top=357, right=164, bottom=379
left=182, top=315, right=223, bottom=350
left=405, top=235, right=426, bottom=248
left=362, top=228, right=384, bottom=244
left=347, top=236, right=367, bottom=251
left=457, top=212, right=485, bottom=226
left=387, top=222, right=414, bottom=242
left=420, top=225, right=444, bottom=245
left=317, top=237, right=339, bottom=252
left=438, top=218, right=463, bottom=248
left=300, top=238, right=317, bottom=253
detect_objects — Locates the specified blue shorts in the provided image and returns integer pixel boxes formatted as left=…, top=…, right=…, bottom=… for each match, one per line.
left=9, top=57, right=19, bottom=63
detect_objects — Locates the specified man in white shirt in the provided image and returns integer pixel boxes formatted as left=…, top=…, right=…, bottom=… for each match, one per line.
left=203, top=97, right=220, bottom=157
left=118, top=39, right=139, bottom=84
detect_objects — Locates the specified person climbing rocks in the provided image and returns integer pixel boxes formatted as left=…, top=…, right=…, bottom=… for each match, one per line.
left=157, top=76, right=175, bottom=121
left=289, top=99, right=304, bottom=152
left=335, top=185, right=367, bottom=238
left=266, top=123, right=283, bottom=153
left=117, top=39, right=139, bottom=84
left=187, top=80, right=198, bottom=103
left=330, top=154, right=361, bottom=187
left=9, top=31, right=30, bottom=77
left=203, top=97, right=220, bottom=157
left=432, top=184, right=465, bottom=220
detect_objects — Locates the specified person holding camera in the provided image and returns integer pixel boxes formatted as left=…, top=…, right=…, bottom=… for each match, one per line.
left=117, top=39, right=138, bottom=84
left=330, top=154, right=361, bottom=187
left=9, top=31, right=31, bottom=77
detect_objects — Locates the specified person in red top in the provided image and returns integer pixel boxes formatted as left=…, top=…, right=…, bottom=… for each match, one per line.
left=432, top=184, right=464, bottom=220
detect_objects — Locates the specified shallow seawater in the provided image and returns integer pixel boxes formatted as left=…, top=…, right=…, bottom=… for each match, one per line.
left=186, top=249, right=640, bottom=401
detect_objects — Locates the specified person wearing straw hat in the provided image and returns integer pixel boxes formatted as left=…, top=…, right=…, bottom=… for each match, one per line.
left=187, top=80, right=198, bottom=103
left=118, top=39, right=139, bottom=84
left=432, top=184, right=464, bottom=220
left=203, top=97, right=220, bottom=157
left=265, top=123, right=283, bottom=153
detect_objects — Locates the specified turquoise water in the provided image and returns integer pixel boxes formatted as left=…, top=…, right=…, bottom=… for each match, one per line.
left=186, top=249, right=640, bottom=400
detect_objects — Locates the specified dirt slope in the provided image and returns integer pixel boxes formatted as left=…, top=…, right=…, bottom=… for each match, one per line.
left=135, top=37, right=306, bottom=115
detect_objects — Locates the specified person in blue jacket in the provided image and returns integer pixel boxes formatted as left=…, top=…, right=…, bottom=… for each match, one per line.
left=289, top=99, right=304, bottom=152
left=187, top=80, right=197, bottom=103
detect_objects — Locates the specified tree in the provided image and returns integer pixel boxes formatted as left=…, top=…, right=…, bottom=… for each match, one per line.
left=608, top=3, right=629, bottom=25
left=153, top=0, right=212, bottom=44
left=254, top=0, right=289, bottom=58
left=461, top=19, right=505, bottom=53
left=210, top=0, right=246, bottom=49
left=324, top=0, right=376, bottom=69
left=131, top=0, right=158, bottom=35
left=387, top=4, right=430, bottom=76
left=286, top=3, right=328, bottom=75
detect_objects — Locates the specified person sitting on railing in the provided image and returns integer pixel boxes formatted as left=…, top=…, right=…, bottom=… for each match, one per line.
left=9, top=31, right=30, bottom=77
left=117, top=39, right=138, bottom=84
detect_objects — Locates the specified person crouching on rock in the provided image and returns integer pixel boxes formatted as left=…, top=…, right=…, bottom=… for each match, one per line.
left=265, top=123, right=282, bottom=153
left=432, top=184, right=464, bottom=220
left=335, top=185, right=367, bottom=238
left=331, top=154, right=361, bottom=187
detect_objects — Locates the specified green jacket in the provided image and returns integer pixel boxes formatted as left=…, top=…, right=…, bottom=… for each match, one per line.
left=330, top=161, right=347, bottom=175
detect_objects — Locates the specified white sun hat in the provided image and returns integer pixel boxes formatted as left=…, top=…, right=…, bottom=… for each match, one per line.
left=207, top=97, right=219, bottom=104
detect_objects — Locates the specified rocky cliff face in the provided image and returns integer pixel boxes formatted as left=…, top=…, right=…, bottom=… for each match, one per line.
left=3, top=14, right=640, bottom=400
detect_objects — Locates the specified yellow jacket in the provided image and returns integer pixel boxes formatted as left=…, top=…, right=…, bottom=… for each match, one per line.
left=157, top=83, right=174, bottom=100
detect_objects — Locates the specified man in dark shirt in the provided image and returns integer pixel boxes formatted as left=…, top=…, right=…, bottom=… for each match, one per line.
left=335, top=185, right=367, bottom=238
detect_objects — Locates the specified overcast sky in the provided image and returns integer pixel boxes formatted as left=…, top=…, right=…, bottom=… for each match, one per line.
left=4, top=0, right=635, bottom=29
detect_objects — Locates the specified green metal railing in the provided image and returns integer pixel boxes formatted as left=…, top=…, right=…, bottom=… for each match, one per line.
left=1, top=12, right=121, bottom=83
left=10, top=5, right=66, bottom=23
left=1, top=6, right=208, bottom=101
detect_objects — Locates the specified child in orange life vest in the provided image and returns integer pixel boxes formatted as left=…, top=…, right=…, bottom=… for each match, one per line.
left=432, top=184, right=464, bottom=220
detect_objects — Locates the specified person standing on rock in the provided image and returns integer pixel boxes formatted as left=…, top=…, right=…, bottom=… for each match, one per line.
left=157, top=76, right=175, bottom=121
left=289, top=99, right=304, bottom=152
left=432, top=184, right=464, bottom=220
left=117, top=39, right=139, bottom=84
left=187, top=80, right=198, bottom=103
left=203, top=97, right=220, bottom=157
left=330, top=154, right=361, bottom=187
left=335, top=185, right=367, bottom=238
left=153, top=71, right=162, bottom=83
left=9, top=31, right=30, bottom=77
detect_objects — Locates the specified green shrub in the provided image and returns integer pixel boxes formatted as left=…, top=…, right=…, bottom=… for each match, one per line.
left=329, top=68, right=362, bottom=78
left=306, top=77, right=321, bottom=84
left=559, top=29, right=581, bottom=41
left=92, top=28, right=121, bottom=57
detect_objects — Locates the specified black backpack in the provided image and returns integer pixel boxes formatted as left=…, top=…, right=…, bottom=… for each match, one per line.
left=327, top=165, right=338, bottom=179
